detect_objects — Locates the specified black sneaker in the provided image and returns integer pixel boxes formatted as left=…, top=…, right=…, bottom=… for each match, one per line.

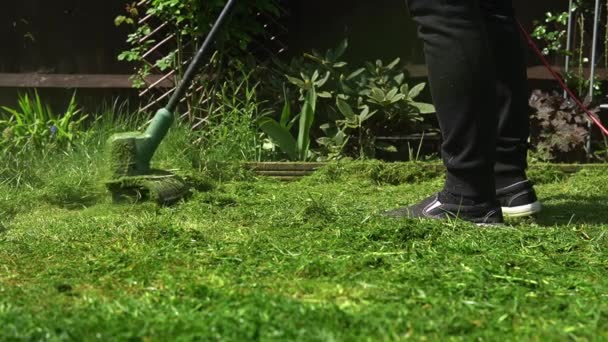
left=383, top=192, right=504, bottom=225
left=496, top=180, right=542, bottom=217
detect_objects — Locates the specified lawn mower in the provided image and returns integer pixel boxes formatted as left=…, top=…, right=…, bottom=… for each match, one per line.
left=106, top=0, right=237, bottom=205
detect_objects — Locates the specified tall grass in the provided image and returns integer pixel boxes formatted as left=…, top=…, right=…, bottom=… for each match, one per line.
left=181, top=69, right=270, bottom=163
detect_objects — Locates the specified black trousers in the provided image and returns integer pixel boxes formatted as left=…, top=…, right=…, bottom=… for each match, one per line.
left=407, top=0, right=530, bottom=200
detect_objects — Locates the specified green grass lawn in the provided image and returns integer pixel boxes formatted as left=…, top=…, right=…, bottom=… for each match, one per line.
left=1, top=137, right=608, bottom=340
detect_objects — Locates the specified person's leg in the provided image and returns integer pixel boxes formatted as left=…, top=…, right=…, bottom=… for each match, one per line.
left=407, top=0, right=498, bottom=202
left=480, top=0, right=541, bottom=216
left=479, top=0, right=530, bottom=188
left=383, top=0, right=503, bottom=224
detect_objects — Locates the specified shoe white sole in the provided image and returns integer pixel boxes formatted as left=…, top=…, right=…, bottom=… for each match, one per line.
left=502, top=201, right=542, bottom=218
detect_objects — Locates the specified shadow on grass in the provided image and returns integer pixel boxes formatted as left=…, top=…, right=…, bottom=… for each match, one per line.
left=535, top=194, right=608, bottom=226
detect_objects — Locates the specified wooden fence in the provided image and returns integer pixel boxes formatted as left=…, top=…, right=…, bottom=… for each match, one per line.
left=0, top=0, right=575, bottom=91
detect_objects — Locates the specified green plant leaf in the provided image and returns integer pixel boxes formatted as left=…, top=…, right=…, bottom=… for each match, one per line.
left=408, top=83, right=426, bottom=99
left=369, top=88, right=385, bottom=103
left=386, top=58, right=400, bottom=70
left=347, top=68, right=366, bottom=81
left=393, top=73, right=405, bottom=85
left=286, top=75, right=306, bottom=89
left=258, top=117, right=298, bottom=160
left=386, top=88, right=399, bottom=101
left=359, top=106, right=377, bottom=123
left=280, top=86, right=291, bottom=128
left=336, top=98, right=356, bottom=121
left=297, top=89, right=317, bottom=161
left=375, top=141, right=398, bottom=152
left=410, top=101, right=436, bottom=114
left=315, top=71, right=331, bottom=88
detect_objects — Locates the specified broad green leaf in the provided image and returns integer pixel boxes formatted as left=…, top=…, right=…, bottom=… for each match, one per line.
left=393, top=73, right=405, bottom=85
left=400, top=84, right=409, bottom=97
left=280, top=92, right=291, bottom=128
left=370, top=88, right=385, bottom=102
left=359, top=107, right=378, bottom=123
left=347, top=68, right=365, bottom=80
left=386, top=58, right=401, bottom=70
left=334, top=130, right=348, bottom=145
left=286, top=75, right=306, bottom=88
left=311, top=70, right=319, bottom=83
left=307, top=85, right=317, bottom=114
left=258, top=117, right=298, bottom=160
left=297, top=95, right=315, bottom=161
left=391, top=94, right=406, bottom=104
left=410, top=101, right=436, bottom=114
left=408, top=83, right=426, bottom=99
left=303, top=53, right=324, bottom=64
left=316, top=71, right=331, bottom=87
left=319, top=123, right=336, bottom=135
left=375, top=141, right=398, bottom=152
left=336, top=98, right=356, bottom=121
left=386, top=88, right=399, bottom=101
left=296, top=88, right=317, bottom=161
left=316, top=137, right=333, bottom=146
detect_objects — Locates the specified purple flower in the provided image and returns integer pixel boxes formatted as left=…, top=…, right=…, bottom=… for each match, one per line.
left=50, top=125, right=58, bottom=137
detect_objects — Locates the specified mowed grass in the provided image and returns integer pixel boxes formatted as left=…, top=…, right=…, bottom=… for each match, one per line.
left=1, top=132, right=607, bottom=340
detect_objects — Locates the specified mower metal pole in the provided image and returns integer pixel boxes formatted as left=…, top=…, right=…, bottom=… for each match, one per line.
left=587, top=0, right=601, bottom=155
left=138, top=0, right=237, bottom=166
left=564, top=0, right=574, bottom=99
left=589, top=0, right=601, bottom=102
left=166, top=0, right=238, bottom=112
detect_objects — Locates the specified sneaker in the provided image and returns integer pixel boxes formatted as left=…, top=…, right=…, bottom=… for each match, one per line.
left=496, top=180, right=542, bottom=217
left=383, top=192, right=504, bottom=225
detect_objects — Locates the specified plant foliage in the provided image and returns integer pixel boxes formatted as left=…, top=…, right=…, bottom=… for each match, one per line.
left=528, top=90, right=591, bottom=161
left=115, top=0, right=280, bottom=88
left=271, top=40, right=436, bottom=161
left=0, top=92, right=87, bottom=154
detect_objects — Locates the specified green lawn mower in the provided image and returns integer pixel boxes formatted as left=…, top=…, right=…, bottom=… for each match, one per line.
left=106, top=0, right=237, bottom=205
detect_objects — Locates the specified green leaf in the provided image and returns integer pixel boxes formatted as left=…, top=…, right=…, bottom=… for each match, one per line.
left=410, top=101, right=436, bottom=114
left=359, top=106, right=377, bottom=123
left=386, top=58, right=400, bottom=70
left=333, top=39, right=348, bottom=60
left=316, top=137, right=333, bottom=146
left=386, top=88, right=399, bottom=101
left=393, top=73, right=405, bottom=85
left=258, top=117, right=298, bottom=160
left=400, top=84, right=409, bottom=97
left=375, top=141, right=398, bottom=152
left=311, top=70, right=319, bottom=83
left=408, top=83, right=426, bottom=99
left=297, top=89, right=317, bottom=161
left=115, top=16, right=127, bottom=26
left=315, top=71, right=331, bottom=88
left=369, top=88, right=385, bottom=102
left=280, top=88, right=291, bottom=128
left=286, top=75, right=306, bottom=88
left=319, top=123, right=336, bottom=136
left=307, top=85, right=317, bottom=114
left=336, top=98, right=356, bottom=121
left=347, top=68, right=365, bottom=81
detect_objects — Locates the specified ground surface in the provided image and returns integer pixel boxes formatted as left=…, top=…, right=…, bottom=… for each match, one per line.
left=1, top=151, right=607, bottom=340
